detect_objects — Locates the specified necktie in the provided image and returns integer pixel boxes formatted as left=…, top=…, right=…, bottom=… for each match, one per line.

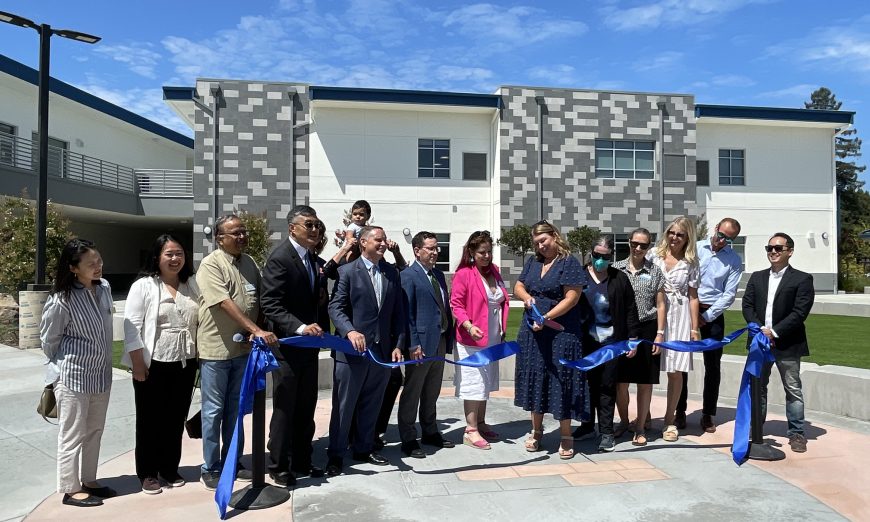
left=370, top=265, right=382, bottom=308
left=305, top=253, right=315, bottom=290
left=428, top=270, right=448, bottom=332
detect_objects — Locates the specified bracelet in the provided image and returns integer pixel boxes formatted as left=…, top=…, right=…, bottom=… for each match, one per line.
left=656, top=330, right=665, bottom=335
left=465, top=322, right=473, bottom=332
left=691, top=329, right=700, bottom=334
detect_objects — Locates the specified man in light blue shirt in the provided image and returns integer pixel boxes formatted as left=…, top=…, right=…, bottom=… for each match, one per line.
left=675, top=218, right=742, bottom=434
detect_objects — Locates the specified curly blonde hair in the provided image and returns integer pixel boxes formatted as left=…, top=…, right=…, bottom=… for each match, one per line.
left=531, top=221, right=571, bottom=261
left=655, top=216, right=698, bottom=266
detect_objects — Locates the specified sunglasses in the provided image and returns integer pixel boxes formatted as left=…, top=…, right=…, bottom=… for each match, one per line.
left=765, top=244, right=790, bottom=253
left=715, top=230, right=735, bottom=244
left=629, top=241, right=650, bottom=250
left=221, top=230, right=248, bottom=238
left=293, top=219, right=323, bottom=231
left=667, top=230, right=687, bottom=239
left=590, top=251, right=610, bottom=260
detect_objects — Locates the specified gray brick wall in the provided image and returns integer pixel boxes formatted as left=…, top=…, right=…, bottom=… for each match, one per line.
left=192, top=80, right=310, bottom=262
left=498, top=86, right=698, bottom=280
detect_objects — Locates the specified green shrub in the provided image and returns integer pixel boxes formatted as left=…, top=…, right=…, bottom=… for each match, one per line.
left=237, top=209, right=271, bottom=267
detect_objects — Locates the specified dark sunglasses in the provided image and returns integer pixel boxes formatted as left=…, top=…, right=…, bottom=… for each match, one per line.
left=629, top=241, right=650, bottom=250
left=715, top=230, right=735, bottom=244
left=666, top=230, right=687, bottom=239
left=765, top=244, right=790, bottom=253
left=293, top=219, right=323, bottom=231
left=590, top=251, right=610, bottom=260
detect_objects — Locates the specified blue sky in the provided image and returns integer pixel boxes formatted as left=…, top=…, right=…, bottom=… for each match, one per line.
left=2, top=0, right=868, bottom=185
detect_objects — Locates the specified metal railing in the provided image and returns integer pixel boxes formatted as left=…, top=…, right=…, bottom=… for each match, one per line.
left=0, top=130, right=135, bottom=192
left=135, top=169, right=193, bottom=197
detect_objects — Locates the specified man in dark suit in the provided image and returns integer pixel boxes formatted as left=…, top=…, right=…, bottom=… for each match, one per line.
left=742, top=232, right=815, bottom=453
left=326, top=225, right=405, bottom=476
left=398, top=231, right=456, bottom=458
left=261, top=205, right=328, bottom=486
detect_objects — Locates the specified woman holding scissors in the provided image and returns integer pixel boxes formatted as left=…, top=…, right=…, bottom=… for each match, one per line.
left=513, top=221, right=588, bottom=459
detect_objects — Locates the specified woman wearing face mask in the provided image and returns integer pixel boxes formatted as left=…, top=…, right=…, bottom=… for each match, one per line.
left=648, top=216, right=701, bottom=442
left=513, top=221, right=587, bottom=459
left=578, top=236, right=641, bottom=453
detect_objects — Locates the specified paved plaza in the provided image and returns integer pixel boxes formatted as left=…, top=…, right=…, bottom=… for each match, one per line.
left=2, top=343, right=868, bottom=522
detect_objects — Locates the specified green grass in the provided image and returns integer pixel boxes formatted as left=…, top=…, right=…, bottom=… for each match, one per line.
left=503, top=309, right=870, bottom=370
left=112, top=340, right=126, bottom=370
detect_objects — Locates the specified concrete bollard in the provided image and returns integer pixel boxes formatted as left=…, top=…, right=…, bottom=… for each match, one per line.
left=18, top=285, right=50, bottom=350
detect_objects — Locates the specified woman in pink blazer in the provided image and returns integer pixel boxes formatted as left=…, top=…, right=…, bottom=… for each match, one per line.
left=450, top=231, right=510, bottom=450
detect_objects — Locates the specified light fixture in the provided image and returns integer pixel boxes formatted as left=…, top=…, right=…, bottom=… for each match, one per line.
left=402, top=227, right=411, bottom=236
left=821, top=232, right=829, bottom=240
left=806, top=231, right=815, bottom=240
left=203, top=226, right=213, bottom=236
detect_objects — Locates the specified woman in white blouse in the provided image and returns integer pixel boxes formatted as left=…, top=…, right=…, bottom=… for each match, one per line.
left=123, top=235, right=199, bottom=495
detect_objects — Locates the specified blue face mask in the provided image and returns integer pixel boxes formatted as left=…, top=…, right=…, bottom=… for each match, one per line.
left=593, top=257, right=610, bottom=272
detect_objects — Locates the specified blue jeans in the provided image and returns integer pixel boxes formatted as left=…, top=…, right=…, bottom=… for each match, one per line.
left=200, top=356, right=247, bottom=473
left=760, top=357, right=804, bottom=436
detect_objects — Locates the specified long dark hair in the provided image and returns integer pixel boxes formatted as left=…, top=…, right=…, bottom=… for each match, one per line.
left=52, top=238, right=98, bottom=299
left=141, top=234, right=193, bottom=283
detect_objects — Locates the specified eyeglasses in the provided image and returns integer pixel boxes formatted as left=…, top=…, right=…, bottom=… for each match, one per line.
left=221, top=230, right=248, bottom=238
left=765, top=244, right=790, bottom=253
left=293, top=219, right=323, bottom=231
left=629, top=241, right=650, bottom=250
left=420, top=245, right=441, bottom=253
left=667, top=230, right=686, bottom=239
left=590, top=251, right=610, bottom=260
left=715, top=230, right=736, bottom=244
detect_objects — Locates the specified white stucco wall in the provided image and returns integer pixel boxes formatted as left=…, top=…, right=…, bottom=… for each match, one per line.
left=0, top=73, right=192, bottom=171
left=696, top=120, right=837, bottom=282
left=309, top=103, right=500, bottom=272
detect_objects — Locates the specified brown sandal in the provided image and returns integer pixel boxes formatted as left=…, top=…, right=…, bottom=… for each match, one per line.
left=558, top=435, right=575, bottom=460
left=632, top=431, right=647, bottom=446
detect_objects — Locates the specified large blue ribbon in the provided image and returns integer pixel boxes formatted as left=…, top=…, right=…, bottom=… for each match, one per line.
left=731, top=324, right=775, bottom=465
left=279, top=333, right=519, bottom=368
left=215, top=338, right=279, bottom=519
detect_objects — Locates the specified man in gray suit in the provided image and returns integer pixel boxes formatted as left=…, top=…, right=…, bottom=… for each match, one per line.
left=398, top=231, right=456, bottom=458
left=326, top=226, right=405, bottom=476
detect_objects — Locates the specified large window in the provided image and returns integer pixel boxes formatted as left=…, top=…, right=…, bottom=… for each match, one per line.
left=718, top=149, right=744, bottom=186
left=463, top=152, right=487, bottom=180
left=0, top=122, right=14, bottom=166
left=434, top=233, right=451, bottom=272
left=31, top=132, right=68, bottom=178
left=418, top=139, right=450, bottom=178
left=595, top=140, right=654, bottom=180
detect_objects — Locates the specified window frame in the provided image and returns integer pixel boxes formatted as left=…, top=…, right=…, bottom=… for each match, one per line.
left=462, top=151, right=488, bottom=181
left=418, top=138, right=450, bottom=179
left=594, top=139, right=656, bottom=180
left=434, top=232, right=451, bottom=272
left=718, top=148, right=745, bottom=186
left=0, top=121, right=15, bottom=166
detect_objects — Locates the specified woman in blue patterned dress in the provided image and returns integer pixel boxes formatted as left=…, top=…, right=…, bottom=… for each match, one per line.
left=513, top=221, right=588, bottom=459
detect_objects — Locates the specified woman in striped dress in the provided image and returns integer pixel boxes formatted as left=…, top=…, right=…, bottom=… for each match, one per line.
left=647, top=217, right=700, bottom=442
left=41, top=239, right=116, bottom=507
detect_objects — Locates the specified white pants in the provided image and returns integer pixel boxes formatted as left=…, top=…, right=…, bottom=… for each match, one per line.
left=54, top=381, right=110, bottom=493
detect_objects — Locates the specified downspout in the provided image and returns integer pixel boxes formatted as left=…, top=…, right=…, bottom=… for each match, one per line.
left=535, top=95, right=546, bottom=221
left=657, top=100, right=667, bottom=231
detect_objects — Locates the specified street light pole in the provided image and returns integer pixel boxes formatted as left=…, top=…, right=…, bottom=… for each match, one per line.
left=0, top=10, right=100, bottom=285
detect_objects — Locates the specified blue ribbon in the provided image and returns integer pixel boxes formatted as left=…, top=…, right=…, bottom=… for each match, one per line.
left=731, top=324, right=775, bottom=465
left=525, top=303, right=546, bottom=329
left=279, top=333, right=519, bottom=368
left=215, top=338, right=279, bottom=519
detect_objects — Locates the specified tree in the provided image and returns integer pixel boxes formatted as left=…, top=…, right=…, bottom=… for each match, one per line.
left=806, top=87, right=870, bottom=290
left=498, top=223, right=532, bottom=261
left=566, top=225, right=599, bottom=259
left=237, top=209, right=271, bottom=267
left=0, top=192, right=72, bottom=294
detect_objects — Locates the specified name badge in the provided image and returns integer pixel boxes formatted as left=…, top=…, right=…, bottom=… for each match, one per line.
left=639, top=274, right=651, bottom=282
left=244, top=283, right=256, bottom=295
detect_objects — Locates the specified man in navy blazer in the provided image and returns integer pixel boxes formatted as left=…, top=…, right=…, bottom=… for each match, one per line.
left=397, top=232, right=456, bottom=458
left=326, top=225, right=405, bottom=476
left=742, top=232, right=815, bottom=453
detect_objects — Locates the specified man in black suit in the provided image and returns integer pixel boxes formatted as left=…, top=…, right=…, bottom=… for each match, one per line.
left=261, top=205, right=328, bottom=486
left=326, top=225, right=405, bottom=476
left=398, top=231, right=456, bottom=458
left=742, top=232, right=815, bottom=453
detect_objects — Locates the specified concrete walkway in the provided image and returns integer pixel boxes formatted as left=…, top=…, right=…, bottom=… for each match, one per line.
left=4, top=343, right=868, bottom=521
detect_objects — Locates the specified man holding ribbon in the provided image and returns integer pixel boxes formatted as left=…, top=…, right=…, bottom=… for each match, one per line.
left=196, top=214, right=278, bottom=490
left=397, top=231, right=456, bottom=458
left=742, top=232, right=814, bottom=453
left=675, top=217, right=743, bottom=434
left=326, top=225, right=406, bottom=476
left=261, top=205, right=329, bottom=486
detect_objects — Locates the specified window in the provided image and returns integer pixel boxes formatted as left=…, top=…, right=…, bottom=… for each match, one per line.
left=31, top=132, right=68, bottom=178
left=731, top=236, right=746, bottom=272
left=595, top=140, right=655, bottom=179
left=696, top=160, right=710, bottom=187
left=663, top=154, right=686, bottom=182
left=719, top=149, right=744, bottom=186
left=434, top=233, right=450, bottom=272
left=418, top=139, right=450, bottom=178
left=462, top=152, right=487, bottom=181
left=612, top=232, right=658, bottom=262
left=0, top=122, right=14, bottom=166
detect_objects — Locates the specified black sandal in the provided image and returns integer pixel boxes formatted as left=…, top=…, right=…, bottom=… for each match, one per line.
left=62, top=493, right=103, bottom=507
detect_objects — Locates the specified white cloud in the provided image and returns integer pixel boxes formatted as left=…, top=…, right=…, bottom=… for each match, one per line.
left=75, top=81, right=192, bottom=136
left=633, top=51, right=683, bottom=72
left=442, top=4, right=587, bottom=51
left=710, top=74, right=756, bottom=87
left=755, top=83, right=819, bottom=101
left=601, top=0, right=772, bottom=31
left=94, top=44, right=162, bottom=79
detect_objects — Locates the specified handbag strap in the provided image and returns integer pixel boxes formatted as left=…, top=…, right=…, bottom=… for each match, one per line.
left=39, top=384, right=59, bottom=425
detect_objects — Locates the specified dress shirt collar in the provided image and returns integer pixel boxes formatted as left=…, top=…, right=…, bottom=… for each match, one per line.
left=288, top=237, right=309, bottom=260
left=770, top=265, right=789, bottom=279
